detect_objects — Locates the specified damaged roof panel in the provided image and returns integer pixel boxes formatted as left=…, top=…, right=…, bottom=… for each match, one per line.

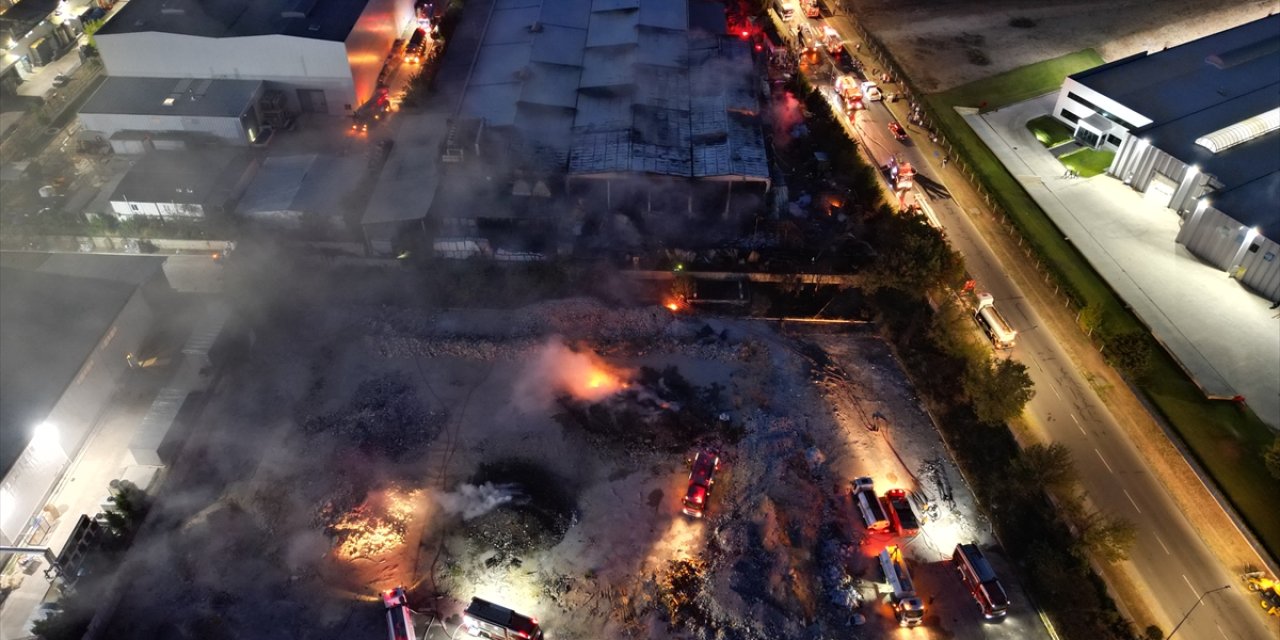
left=519, top=63, right=583, bottom=109
left=638, top=0, right=687, bottom=30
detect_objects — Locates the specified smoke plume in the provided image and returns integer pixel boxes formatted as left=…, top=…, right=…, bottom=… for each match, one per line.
left=512, top=336, right=629, bottom=411
left=432, top=482, right=524, bottom=520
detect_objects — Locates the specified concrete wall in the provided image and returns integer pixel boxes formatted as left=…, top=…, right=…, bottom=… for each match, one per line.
left=0, top=288, right=153, bottom=544
left=1109, top=135, right=1209, bottom=213
left=95, top=32, right=355, bottom=115
left=1178, top=205, right=1280, bottom=300
left=79, top=112, right=251, bottom=145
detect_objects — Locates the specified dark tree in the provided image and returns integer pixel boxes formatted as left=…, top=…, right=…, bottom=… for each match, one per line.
left=964, top=357, right=1035, bottom=425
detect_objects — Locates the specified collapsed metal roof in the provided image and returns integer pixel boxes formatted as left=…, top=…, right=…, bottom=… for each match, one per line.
left=461, top=0, right=768, bottom=181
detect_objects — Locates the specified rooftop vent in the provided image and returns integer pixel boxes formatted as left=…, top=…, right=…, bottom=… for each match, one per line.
left=281, top=0, right=320, bottom=19
left=1194, top=108, right=1280, bottom=154
left=1206, top=34, right=1280, bottom=69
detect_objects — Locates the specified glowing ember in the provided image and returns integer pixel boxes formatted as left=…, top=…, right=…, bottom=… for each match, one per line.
left=330, top=488, right=420, bottom=561
left=665, top=301, right=681, bottom=312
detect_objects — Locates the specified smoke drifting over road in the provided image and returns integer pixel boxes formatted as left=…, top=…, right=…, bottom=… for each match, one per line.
left=513, top=336, right=629, bottom=411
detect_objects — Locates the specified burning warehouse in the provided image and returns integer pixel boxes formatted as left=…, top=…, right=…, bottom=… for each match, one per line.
left=437, top=0, right=770, bottom=253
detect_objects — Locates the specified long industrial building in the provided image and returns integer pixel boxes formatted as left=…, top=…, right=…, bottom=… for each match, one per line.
left=93, top=0, right=415, bottom=116
left=1052, top=15, right=1280, bottom=300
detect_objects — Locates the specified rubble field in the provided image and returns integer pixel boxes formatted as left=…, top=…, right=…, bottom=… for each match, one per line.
left=101, top=296, right=1046, bottom=639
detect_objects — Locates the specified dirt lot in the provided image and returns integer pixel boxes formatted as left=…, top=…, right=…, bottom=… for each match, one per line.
left=848, top=0, right=1277, bottom=92
left=98, top=272, right=1047, bottom=639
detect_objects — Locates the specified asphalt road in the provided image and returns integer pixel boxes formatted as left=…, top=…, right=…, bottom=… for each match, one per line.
left=804, top=14, right=1276, bottom=638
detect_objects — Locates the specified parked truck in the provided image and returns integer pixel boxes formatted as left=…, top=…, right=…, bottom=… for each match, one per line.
left=802, top=0, right=820, bottom=17
left=462, top=597, right=545, bottom=639
left=835, top=75, right=863, bottom=113
left=383, top=587, right=417, bottom=640
left=882, top=489, right=920, bottom=537
left=879, top=545, right=926, bottom=627
left=851, top=476, right=890, bottom=531
left=681, top=449, right=721, bottom=518
left=822, top=25, right=841, bottom=55
left=1243, top=571, right=1280, bottom=617
left=975, top=293, right=1017, bottom=349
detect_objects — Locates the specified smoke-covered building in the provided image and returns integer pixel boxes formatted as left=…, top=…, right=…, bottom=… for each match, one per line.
left=454, top=0, right=769, bottom=226
left=1052, top=15, right=1280, bottom=300
left=93, top=0, right=415, bottom=116
left=0, top=254, right=167, bottom=546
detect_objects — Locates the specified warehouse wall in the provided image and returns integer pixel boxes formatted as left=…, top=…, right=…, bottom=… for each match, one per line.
left=78, top=112, right=250, bottom=144
left=96, top=32, right=355, bottom=115
left=0, top=288, right=154, bottom=544
left=1178, top=205, right=1280, bottom=300
left=345, top=0, right=414, bottom=106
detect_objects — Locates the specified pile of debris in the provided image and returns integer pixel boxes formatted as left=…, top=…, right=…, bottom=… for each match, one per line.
left=321, top=487, right=420, bottom=561
left=462, top=460, right=578, bottom=557
left=300, top=374, right=441, bottom=460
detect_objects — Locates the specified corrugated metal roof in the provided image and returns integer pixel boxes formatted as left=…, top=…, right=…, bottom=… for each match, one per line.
left=585, top=10, right=638, bottom=47
left=519, top=63, right=583, bottom=108
left=530, top=25, right=589, bottom=65
left=131, top=387, right=189, bottom=454
left=181, top=303, right=231, bottom=356
left=638, top=0, right=687, bottom=30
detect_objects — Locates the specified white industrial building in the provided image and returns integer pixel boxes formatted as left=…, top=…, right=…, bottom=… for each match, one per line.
left=78, top=76, right=266, bottom=145
left=0, top=254, right=167, bottom=546
left=98, top=148, right=257, bottom=221
left=1052, top=15, right=1280, bottom=300
left=93, top=0, right=415, bottom=116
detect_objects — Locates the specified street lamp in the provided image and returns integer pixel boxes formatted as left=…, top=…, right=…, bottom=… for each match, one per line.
left=1167, top=584, right=1230, bottom=638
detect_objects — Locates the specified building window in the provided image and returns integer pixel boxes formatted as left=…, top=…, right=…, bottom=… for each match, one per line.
left=1106, top=134, right=1122, bottom=146
left=1060, top=109, right=1080, bottom=123
left=1066, top=91, right=1138, bottom=130
left=1075, top=128, right=1100, bottom=148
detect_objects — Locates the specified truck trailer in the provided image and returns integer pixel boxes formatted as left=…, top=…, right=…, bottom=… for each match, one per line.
left=975, top=293, right=1017, bottom=349
left=852, top=477, right=890, bottom=531
left=383, top=587, right=417, bottom=640
left=879, top=545, right=926, bottom=627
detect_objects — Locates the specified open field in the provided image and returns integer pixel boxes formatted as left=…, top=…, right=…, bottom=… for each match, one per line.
left=848, top=0, right=1277, bottom=92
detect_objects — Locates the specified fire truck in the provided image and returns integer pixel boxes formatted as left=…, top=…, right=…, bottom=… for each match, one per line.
left=405, top=27, right=428, bottom=64
left=352, top=86, right=391, bottom=133
left=953, top=544, right=1010, bottom=618
left=879, top=545, right=926, bottom=627
left=383, top=587, right=417, bottom=640
left=681, top=449, right=721, bottom=518
left=882, top=489, right=920, bottom=537
left=802, top=0, right=820, bottom=18
left=822, top=25, right=842, bottom=55
left=835, top=75, right=863, bottom=113
left=886, top=157, right=916, bottom=191
left=462, top=597, right=545, bottom=639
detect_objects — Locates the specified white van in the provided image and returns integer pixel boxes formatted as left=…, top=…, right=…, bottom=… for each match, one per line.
left=772, top=0, right=794, bottom=21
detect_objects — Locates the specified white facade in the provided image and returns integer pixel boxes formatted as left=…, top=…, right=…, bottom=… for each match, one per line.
left=96, top=33, right=357, bottom=115
left=1052, top=77, right=1153, bottom=151
left=109, top=199, right=206, bottom=220
left=0, top=289, right=152, bottom=545
left=78, top=111, right=252, bottom=145
left=93, top=0, right=412, bottom=115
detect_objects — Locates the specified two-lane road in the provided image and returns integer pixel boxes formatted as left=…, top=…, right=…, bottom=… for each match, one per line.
left=804, top=15, right=1276, bottom=638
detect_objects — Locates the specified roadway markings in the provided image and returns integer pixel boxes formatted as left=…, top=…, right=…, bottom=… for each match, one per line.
left=1070, top=413, right=1085, bottom=436
left=1218, top=624, right=1230, bottom=639
left=1123, top=489, right=1142, bottom=514
left=1094, top=448, right=1114, bottom=474
left=1154, top=534, right=1171, bottom=555
left=1182, top=574, right=1199, bottom=599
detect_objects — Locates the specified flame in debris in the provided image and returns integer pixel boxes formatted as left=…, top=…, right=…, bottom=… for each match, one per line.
left=515, top=337, right=630, bottom=409
left=330, top=488, right=420, bottom=561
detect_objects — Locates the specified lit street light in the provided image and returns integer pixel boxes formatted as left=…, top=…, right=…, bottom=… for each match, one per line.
left=1167, top=584, right=1231, bottom=638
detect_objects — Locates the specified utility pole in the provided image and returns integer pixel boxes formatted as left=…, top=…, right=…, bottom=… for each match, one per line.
left=1167, top=584, right=1230, bottom=638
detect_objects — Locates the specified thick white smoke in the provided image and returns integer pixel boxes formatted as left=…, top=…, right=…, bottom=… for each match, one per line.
left=432, top=482, right=523, bottom=520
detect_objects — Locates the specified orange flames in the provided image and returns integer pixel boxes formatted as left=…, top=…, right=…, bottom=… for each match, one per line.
left=330, top=488, right=420, bottom=561
left=568, top=361, right=627, bottom=400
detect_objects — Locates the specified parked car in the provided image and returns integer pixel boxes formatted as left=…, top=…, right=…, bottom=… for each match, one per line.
left=888, top=122, right=908, bottom=141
